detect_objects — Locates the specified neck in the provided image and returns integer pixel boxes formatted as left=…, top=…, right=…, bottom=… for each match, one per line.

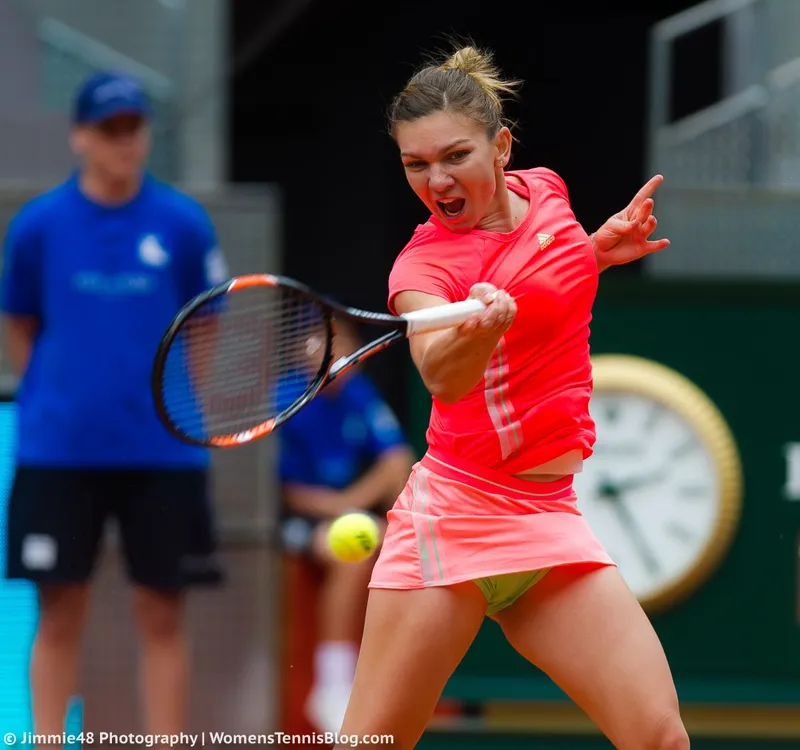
left=79, top=169, right=143, bottom=206
left=477, top=169, right=521, bottom=232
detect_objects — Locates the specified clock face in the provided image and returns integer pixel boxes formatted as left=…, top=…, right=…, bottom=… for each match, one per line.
left=575, top=391, right=723, bottom=605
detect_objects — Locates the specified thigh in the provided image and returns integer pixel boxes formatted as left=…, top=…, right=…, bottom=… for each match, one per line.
left=494, top=564, right=682, bottom=749
left=115, top=469, right=224, bottom=591
left=339, top=583, right=486, bottom=750
left=5, top=467, right=107, bottom=584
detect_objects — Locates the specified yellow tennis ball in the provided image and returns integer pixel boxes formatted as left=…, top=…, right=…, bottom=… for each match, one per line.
left=327, top=512, right=380, bottom=563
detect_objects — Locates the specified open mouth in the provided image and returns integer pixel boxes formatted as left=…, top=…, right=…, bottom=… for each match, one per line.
left=436, top=198, right=465, bottom=219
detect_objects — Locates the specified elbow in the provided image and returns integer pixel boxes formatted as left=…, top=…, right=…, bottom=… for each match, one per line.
left=433, top=389, right=463, bottom=405
left=418, top=347, right=481, bottom=405
left=425, top=378, right=469, bottom=405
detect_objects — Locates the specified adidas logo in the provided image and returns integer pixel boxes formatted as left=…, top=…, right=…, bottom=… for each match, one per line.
left=538, top=233, right=555, bottom=250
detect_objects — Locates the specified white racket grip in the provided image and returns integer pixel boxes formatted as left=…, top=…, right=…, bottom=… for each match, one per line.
left=401, top=298, right=486, bottom=335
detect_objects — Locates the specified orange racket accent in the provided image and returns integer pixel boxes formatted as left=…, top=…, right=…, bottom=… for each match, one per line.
left=209, top=419, right=276, bottom=447
left=228, top=274, right=279, bottom=291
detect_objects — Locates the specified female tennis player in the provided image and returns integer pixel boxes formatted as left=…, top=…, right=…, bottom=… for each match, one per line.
left=335, top=45, right=687, bottom=750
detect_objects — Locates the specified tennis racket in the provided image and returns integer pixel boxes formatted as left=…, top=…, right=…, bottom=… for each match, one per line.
left=151, top=273, right=485, bottom=448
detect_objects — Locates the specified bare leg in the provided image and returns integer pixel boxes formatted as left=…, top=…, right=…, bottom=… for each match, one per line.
left=336, top=582, right=487, bottom=749
left=313, top=519, right=385, bottom=643
left=31, top=585, right=91, bottom=734
left=307, top=521, right=385, bottom=733
left=132, top=587, right=188, bottom=735
left=494, top=564, right=689, bottom=750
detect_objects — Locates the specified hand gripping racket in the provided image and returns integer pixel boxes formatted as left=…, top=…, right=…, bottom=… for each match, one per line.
left=151, top=273, right=485, bottom=448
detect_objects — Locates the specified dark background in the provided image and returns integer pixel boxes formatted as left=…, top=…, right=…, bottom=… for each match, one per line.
left=229, top=0, right=716, bottom=426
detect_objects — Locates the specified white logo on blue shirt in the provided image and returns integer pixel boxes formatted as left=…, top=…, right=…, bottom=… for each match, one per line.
left=72, top=271, right=156, bottom=295
left=138, top=234, right=170, bottom=267
left=205, top=246, right=229, bottom=286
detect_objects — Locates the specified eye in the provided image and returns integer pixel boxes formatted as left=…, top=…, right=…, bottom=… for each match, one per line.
left=403, top=160, right=426, bottom=171
left=447, top=150, right=470, bottom=162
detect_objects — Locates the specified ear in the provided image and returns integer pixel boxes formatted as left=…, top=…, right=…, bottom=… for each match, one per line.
left=69, top=127, right=87, bottom=157
left=493, top=126, right=513, bottom=168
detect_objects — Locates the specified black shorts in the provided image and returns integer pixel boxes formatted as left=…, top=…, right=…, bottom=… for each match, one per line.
left=5, top=467, right=224, bottom=590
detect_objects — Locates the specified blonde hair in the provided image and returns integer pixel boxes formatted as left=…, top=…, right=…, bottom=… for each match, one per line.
left=389, top=43, right=521, bottom=139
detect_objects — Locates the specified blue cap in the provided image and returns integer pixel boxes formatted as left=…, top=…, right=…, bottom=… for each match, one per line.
left=73, top=72, right=151, bottom=124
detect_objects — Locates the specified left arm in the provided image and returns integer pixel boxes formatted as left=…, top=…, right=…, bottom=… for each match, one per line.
left=179, top=206, right=230, bottom=301
left=179, top=205, right=230, bottom=393
left=341, top=445, right=415, bottom=512
left=282, top=446, right=414, bottom=518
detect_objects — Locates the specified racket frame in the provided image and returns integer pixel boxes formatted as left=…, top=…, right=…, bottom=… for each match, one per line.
left=152, top=274, right=411, bottom=448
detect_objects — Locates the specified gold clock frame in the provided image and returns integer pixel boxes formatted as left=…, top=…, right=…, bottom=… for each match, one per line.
left=589, top=354, right=743, bottom=614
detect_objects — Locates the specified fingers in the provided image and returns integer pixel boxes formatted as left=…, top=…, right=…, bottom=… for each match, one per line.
left=637, top=198, right=654, bottom=224
left=461, top=288, right=517, bottom=335
left=468, top=282, right=499, bottom=303
left=628, top=174, right=664, bottom=211
left=605, top=216, right=636, bottom=234
left=641, top=214, right=657, bottom=236
left=480, top=290, right=515, bottom=330
left=645, top=238, right=670, bottom=253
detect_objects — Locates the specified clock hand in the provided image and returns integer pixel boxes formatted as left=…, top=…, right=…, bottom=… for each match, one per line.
left=613, top=469, right=669, bottom=494
left=598, top=478, right=662, bottom=577
left=609, top=498, right=662, bottom=577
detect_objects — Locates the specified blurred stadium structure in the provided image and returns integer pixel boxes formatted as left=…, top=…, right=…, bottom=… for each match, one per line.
left=648, top=0, right=800, bottom=277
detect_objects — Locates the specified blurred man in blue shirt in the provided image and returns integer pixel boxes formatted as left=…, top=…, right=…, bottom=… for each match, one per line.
left=278, top=318, right=414, bottom=734
left=0, top=72, right=228, bottom=736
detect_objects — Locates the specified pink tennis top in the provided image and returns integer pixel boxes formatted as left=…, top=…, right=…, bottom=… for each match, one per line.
left=388, top=167, right=599, bottom=476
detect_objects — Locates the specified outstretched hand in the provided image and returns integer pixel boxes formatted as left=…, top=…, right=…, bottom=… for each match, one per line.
left=592, top=175, right=670, bottom=271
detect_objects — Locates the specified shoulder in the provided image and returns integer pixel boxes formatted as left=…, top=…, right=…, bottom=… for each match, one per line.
left=147, top=178, right=214, bottom=231
left=344, top=373, right=383, bottom=405
left=346, top=375, right=404, bottom=436
left=391, top=223, right=482, bottom=274
left=8, top=180, right=75, bottom=239
left=388, top=227, right=480, bottom=311
left=509, top=167, right=570, bottom=200
left=388, top=224, right=482, bottom=312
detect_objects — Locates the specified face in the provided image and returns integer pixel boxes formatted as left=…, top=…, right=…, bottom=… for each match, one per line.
left=396, top=111, right=512, bottom=233
left=71, top=114, right=151, bottom=184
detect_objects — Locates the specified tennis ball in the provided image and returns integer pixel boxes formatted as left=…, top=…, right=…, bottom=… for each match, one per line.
left=327, top=512, right=380, bottom=563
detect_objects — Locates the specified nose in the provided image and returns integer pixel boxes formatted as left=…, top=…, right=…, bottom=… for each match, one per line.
left=428, top=164, right=455, bottom=192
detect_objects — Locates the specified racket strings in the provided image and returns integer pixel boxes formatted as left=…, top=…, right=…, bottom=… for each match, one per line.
left=159, top=286, right=328, bottom=441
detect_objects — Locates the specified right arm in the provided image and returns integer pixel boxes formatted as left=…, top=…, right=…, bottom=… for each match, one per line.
left=395, top=284, right=517, bottom=404
left=283, top=483, right=348, bottom=519
left=3, top=316, right=38, bottom=376
left=1, top=212, right=42, bottom=378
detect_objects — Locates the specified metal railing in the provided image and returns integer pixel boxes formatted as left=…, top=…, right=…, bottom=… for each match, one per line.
left=646, top=0, right=800, bottom=277
left=647, top=0, right=800, bottom=186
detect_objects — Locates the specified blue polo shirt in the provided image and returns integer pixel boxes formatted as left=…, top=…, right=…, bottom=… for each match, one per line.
left=278, top=373, right=407, bottom=490
left=0, top=172, right=229, bottom=468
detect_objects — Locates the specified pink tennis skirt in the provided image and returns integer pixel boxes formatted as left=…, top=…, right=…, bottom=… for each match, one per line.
left=369, top=450, right=615, bottom=590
